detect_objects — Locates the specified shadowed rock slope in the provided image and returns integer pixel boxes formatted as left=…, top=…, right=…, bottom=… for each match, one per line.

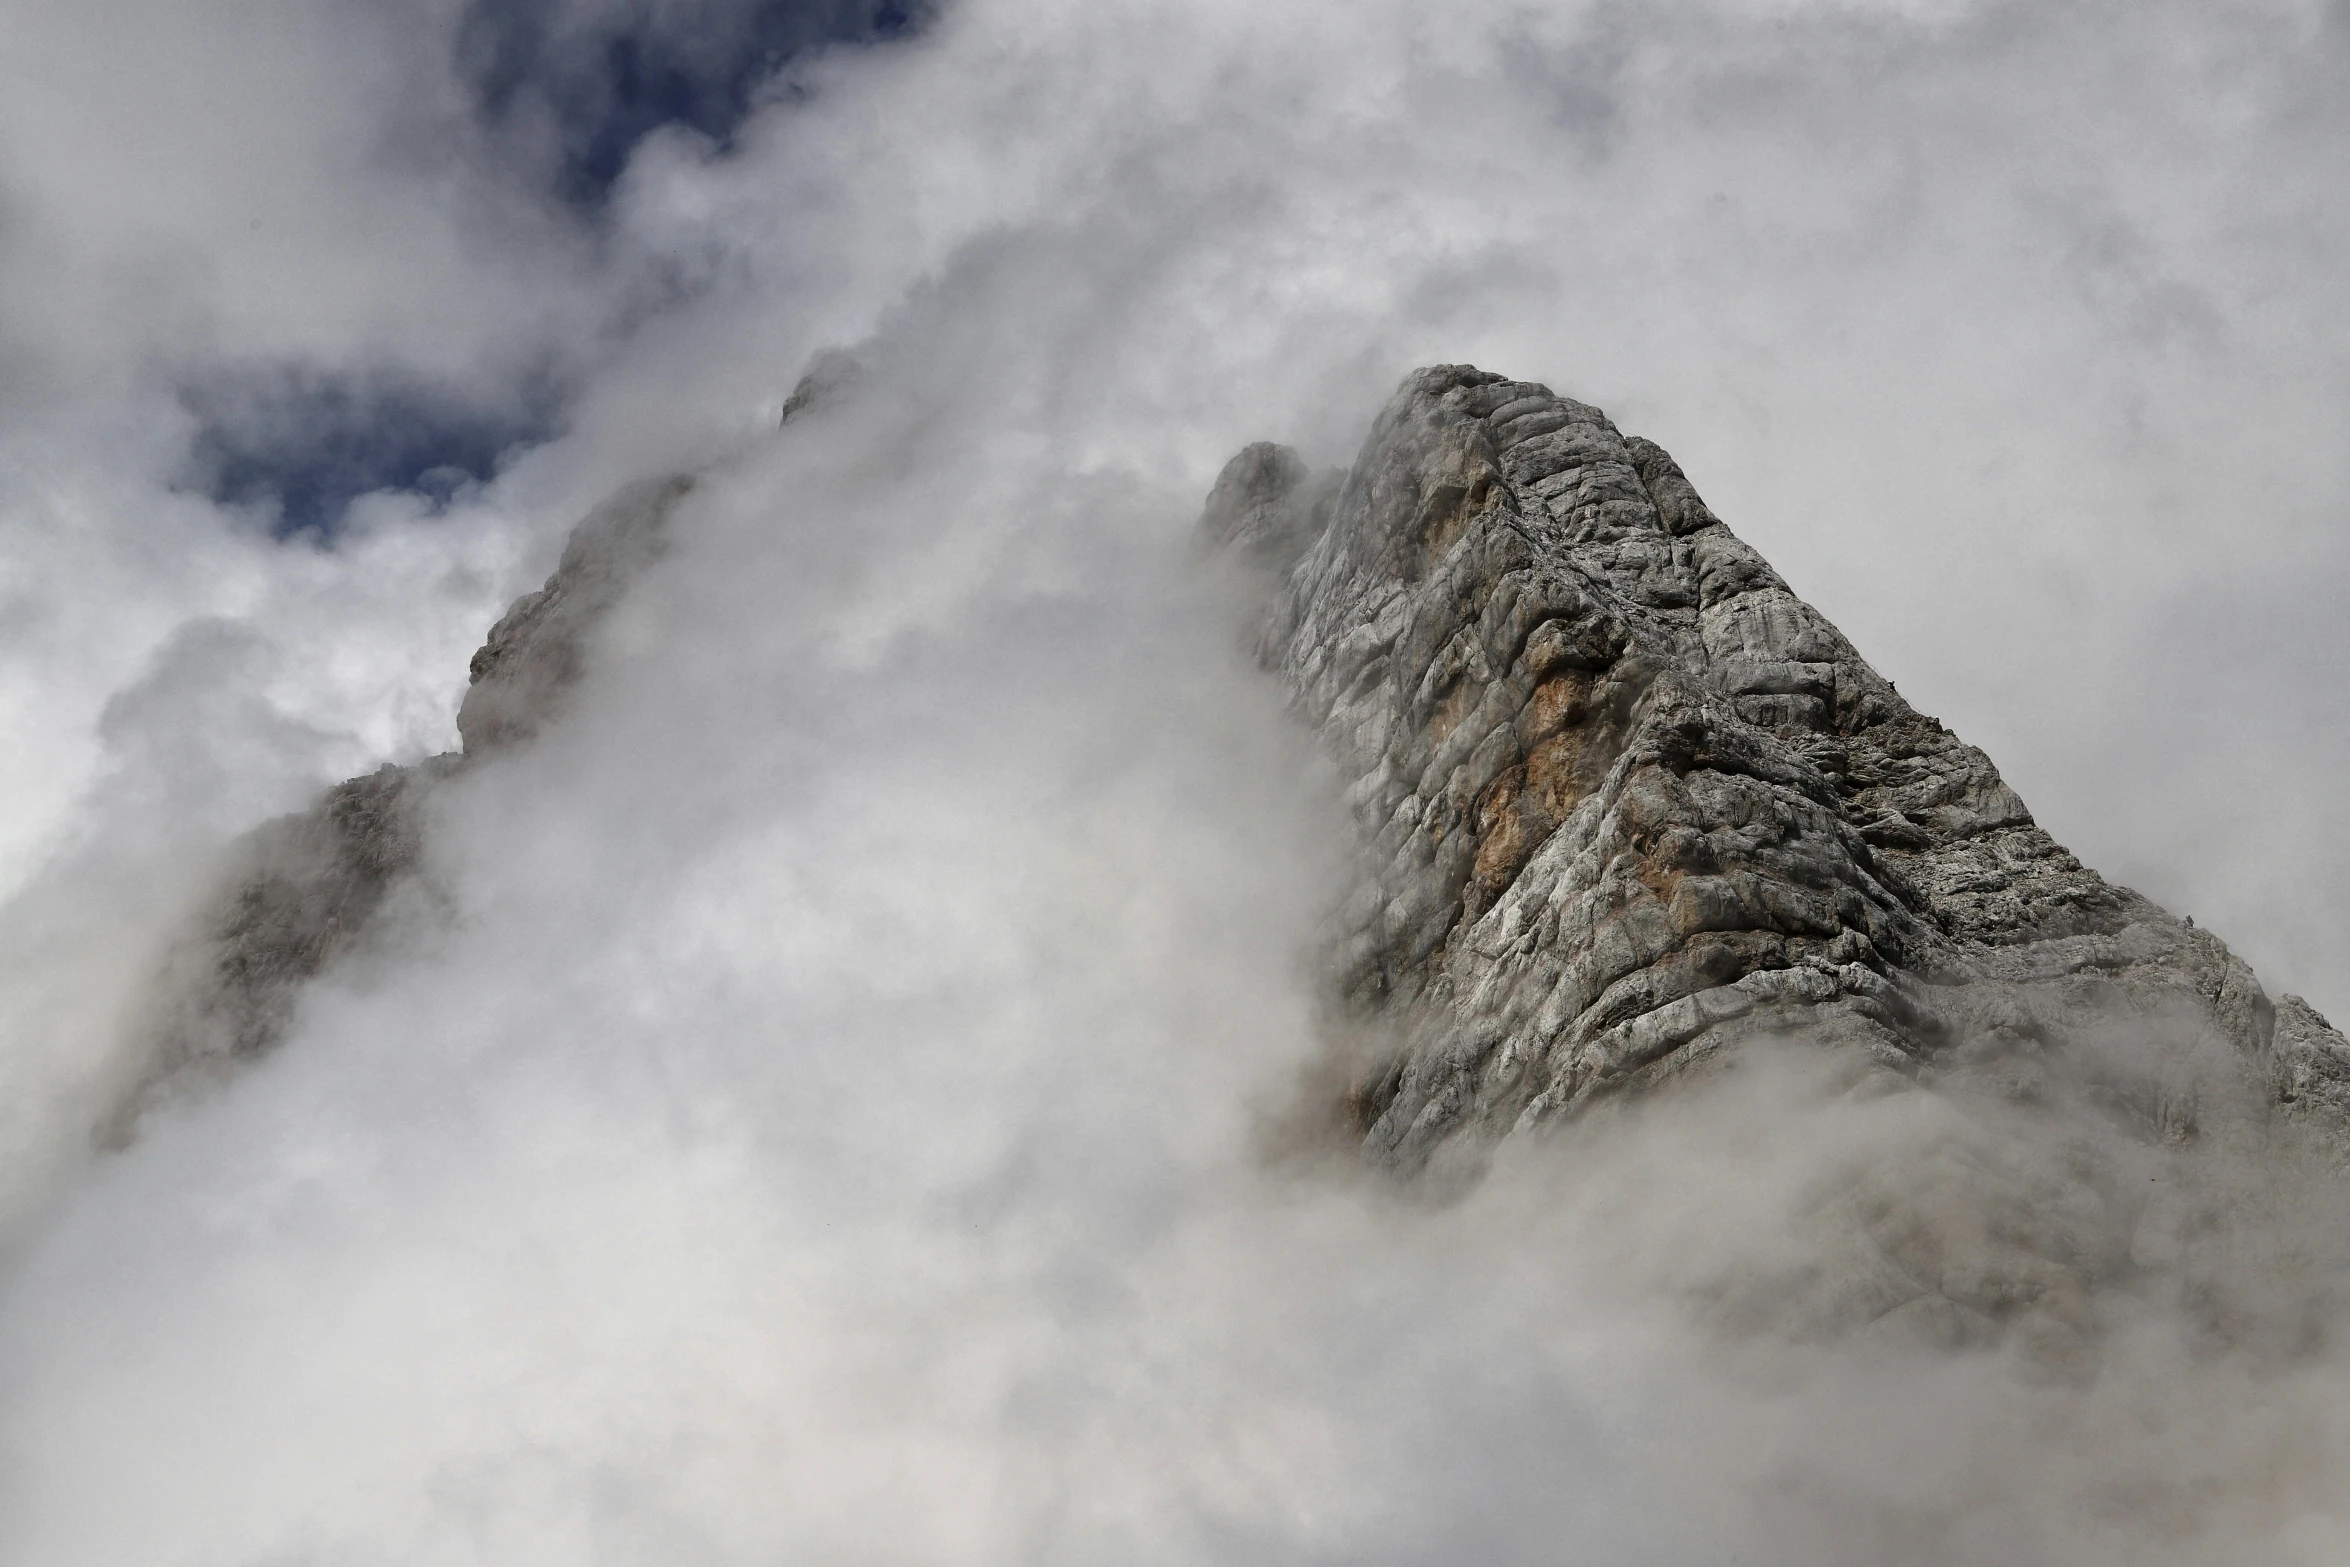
left=106, top=473, right=695, bottom=1139
left=1208, top=365, right=2350, bottom=1187
left=106, top=358, right=855, bottom=1140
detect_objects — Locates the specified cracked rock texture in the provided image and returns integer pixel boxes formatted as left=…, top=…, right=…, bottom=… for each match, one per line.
left=1211, top=364, right=2350, bottom=1333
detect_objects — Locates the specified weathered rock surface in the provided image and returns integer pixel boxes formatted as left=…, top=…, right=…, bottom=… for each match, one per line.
left=1213, top=364, right=2350, bottom=1337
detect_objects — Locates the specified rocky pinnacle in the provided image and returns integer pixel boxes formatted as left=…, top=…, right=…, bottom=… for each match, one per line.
left=1207, top=365, right=2350, bottom=1181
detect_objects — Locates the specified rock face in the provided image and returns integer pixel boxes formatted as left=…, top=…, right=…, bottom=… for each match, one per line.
left=109, top=474, right=697, bottom=1136
left=1209, top=365, right=2350, bottom=1209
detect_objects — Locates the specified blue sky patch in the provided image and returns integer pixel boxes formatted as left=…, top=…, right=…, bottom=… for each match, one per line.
left=179, top=367, right=556, bottom=538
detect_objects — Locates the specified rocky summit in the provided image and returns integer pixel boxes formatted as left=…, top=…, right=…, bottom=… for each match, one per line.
left=1206, top=364, right=2350, bottom=1193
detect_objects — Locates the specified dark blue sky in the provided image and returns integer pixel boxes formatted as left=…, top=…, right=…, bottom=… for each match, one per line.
left=181, top=367, right=557, bottom=539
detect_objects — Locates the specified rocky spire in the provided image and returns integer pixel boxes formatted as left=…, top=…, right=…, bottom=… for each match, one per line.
left=1213, top=364, right=2350, bottom=1181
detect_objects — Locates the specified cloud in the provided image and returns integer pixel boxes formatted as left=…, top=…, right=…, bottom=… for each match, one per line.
left=0, top=0, right=2346, bottom=1560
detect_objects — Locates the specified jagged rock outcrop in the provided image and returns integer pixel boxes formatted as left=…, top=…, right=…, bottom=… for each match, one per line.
left=1212, top=364, right=2350, bottom=1333
left=1200, top=442, right=1344, bottom=579
left=107, top=474, right=697, bottom=1136
left=457, top=473, right=693, bottom=753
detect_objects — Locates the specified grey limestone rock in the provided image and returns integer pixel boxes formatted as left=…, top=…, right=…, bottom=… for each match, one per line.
left=107, top=757, right=454, bottom=1140
left=1199, top=441, right=1345, bottom=582
left=1210, top=363, right=2350, bottom=1340
left=2274, top=993, right=2350, bottom=1137
left=457, top=474, right=695, bottom=753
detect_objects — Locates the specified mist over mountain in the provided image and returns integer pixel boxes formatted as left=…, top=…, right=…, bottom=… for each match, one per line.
left=1, top=0, right=2348, bottom=1562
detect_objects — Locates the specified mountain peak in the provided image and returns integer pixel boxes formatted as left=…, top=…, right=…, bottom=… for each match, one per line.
left=1217, top=362, right=2349, bottom=1338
